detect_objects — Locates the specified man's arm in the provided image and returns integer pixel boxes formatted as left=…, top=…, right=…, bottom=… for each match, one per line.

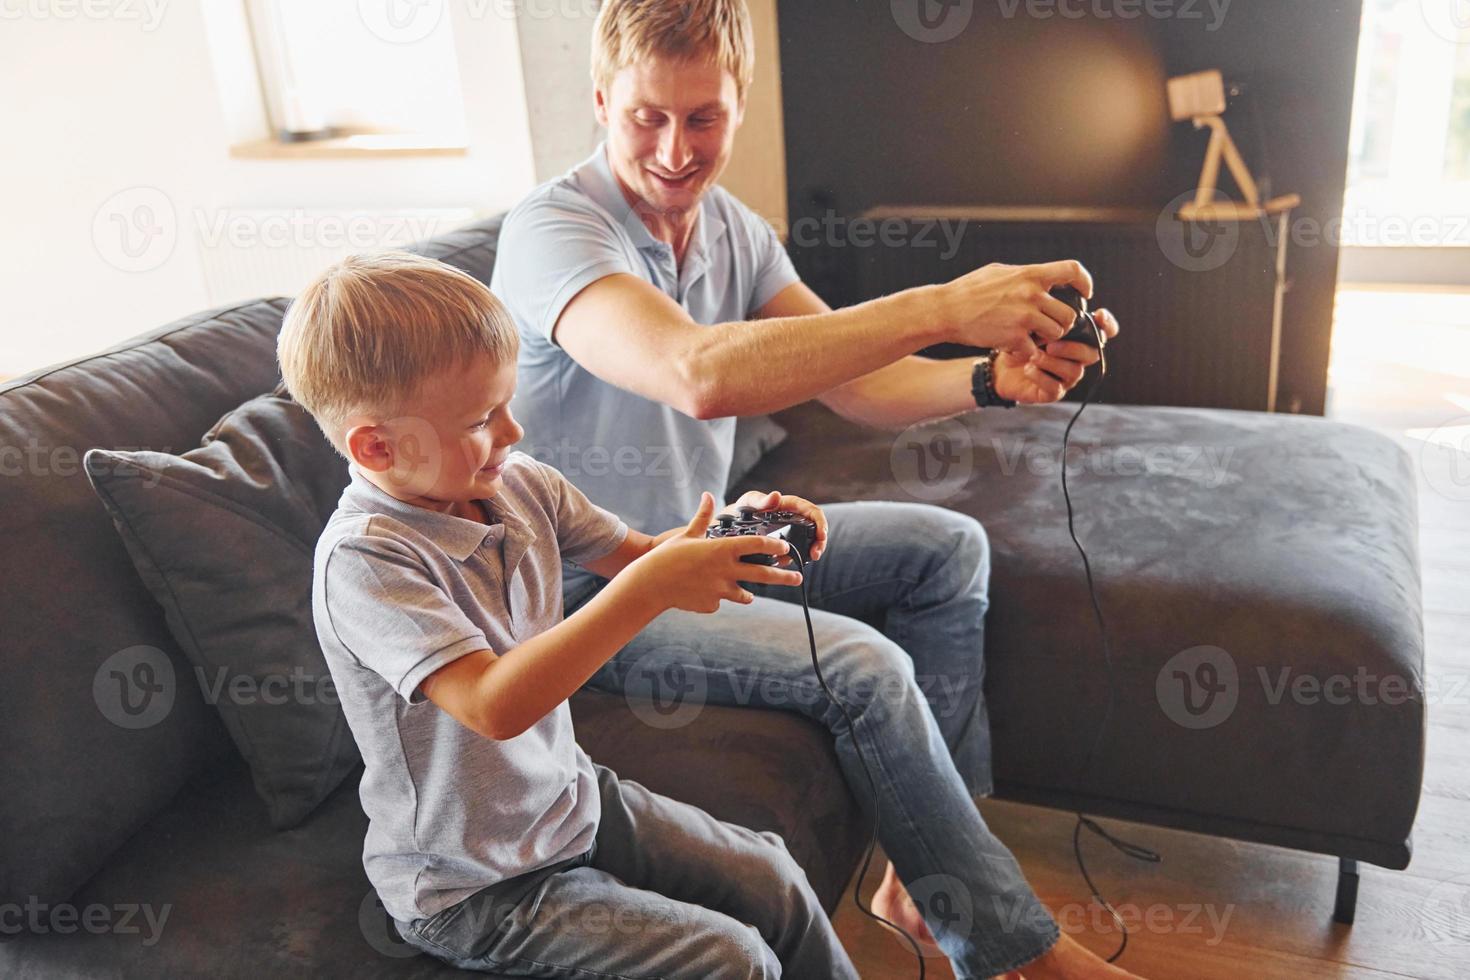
left=760, top=281, right=1122, bottom=430
left=553, top=261, right=1093, bottom=421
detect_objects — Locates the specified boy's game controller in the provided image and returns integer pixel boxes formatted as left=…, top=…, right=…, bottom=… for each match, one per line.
left=706, top=506, right=818, bottom=567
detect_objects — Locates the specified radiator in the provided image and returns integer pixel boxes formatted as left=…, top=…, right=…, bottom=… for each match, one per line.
left=192, top=207, right=478, bottom=307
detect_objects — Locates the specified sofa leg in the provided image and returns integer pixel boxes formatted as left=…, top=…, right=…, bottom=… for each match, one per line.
left=1333, top=857, right=1359, bottom=925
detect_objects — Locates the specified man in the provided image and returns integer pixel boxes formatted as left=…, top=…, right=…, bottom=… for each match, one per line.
left=492, top=2, right=1139, bottom=977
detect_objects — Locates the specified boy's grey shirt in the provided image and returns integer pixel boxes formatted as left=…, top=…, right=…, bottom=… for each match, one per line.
left=312, top=452, right=629, bottom=923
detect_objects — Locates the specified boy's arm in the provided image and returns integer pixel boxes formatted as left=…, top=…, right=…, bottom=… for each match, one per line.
left=421, top=493, right=797, bottom=741
left=577, top=528, right=658, bottom=580
left=419, top=569, right=662, bottom=741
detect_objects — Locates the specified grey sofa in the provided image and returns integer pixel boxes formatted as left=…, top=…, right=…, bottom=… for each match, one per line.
left=0, top=216, right=1423, bottom=976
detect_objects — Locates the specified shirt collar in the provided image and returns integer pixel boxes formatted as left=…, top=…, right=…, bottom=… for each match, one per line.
left=576, top=142, right=727, bottom=262
left=341, top=467, right=522, bottom=563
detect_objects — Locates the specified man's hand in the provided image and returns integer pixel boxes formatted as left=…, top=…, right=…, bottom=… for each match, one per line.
left=936, top=260, right=1097, bottom=358
left=722, top=489, right=828, bottom=562
left=993, top=308, right=1121, bottom=404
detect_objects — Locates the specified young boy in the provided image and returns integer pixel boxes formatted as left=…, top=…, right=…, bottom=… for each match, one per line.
left=277, top=252, right=856, bottom=979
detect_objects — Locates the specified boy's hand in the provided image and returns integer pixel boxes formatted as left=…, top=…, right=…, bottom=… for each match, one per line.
left=634, top=493, right=802, bottom=613
left=722, top=490, right=828, bottom=562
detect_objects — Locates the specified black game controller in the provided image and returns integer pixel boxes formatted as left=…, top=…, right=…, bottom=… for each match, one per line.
left=706, top=506, right=818, bottom=568
left=1049, top=285, right=1104, bottom=350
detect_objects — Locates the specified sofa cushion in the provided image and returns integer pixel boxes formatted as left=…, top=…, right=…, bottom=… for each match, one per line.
left=0, top=300, right=289, bottom=910
left=748, top=401, right=1425, bottom=867
left=85, top=391, right=356, bottom=829
left=0, top=692, right=867, bottom=978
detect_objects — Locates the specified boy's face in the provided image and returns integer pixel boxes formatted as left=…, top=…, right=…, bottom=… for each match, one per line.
left=596, top=56, right=744, bottom=220
left=348, top=354, right=523, bottom=517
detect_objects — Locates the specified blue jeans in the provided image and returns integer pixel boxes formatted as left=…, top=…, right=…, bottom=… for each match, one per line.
left=568, top=501, right=1061, bottom=979
left=396, top=764, right=858, bottom=978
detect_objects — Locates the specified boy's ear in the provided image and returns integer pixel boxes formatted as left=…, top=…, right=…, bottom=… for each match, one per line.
left=344, top=423, right=393, bottom=473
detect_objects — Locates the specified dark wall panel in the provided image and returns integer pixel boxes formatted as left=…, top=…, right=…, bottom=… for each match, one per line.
left=778, top=0, right=1364, bottom=415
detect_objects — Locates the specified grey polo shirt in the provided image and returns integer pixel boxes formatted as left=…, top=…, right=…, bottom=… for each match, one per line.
left=491, top=143, right=801, bottom=566
left=312, top=452, right=628, bottom=923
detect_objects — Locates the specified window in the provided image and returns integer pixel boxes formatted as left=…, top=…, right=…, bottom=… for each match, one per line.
left=1345, top=0, right=1470, bottom=246
left=245, top=0, right=468, bottom=146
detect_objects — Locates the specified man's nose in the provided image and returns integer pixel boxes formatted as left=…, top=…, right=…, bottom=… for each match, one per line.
left=658, top=123, right=693, bottom=172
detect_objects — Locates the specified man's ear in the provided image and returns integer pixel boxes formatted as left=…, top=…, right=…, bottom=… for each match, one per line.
left=593, top=85, right=610, bottom=128
left=344, top=422, right=393, bottom=473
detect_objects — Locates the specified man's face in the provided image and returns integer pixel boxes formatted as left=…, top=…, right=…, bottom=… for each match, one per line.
left=597, top=56, right=744, bottom=219
left=354, top=354, right=524, bottom=514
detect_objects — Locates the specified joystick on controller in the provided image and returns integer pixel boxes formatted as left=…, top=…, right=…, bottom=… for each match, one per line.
left=706, top=508, right=818, bottom=570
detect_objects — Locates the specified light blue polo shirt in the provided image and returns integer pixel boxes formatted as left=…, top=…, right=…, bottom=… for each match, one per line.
left=491, top=143, right=800, bottom=559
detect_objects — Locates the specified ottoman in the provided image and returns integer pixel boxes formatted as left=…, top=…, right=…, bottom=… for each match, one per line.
left=745, top=400, right=1426, bottom=923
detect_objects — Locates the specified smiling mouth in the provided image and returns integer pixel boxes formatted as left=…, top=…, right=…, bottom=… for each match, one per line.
left=650, top=167, right=699, bottom=186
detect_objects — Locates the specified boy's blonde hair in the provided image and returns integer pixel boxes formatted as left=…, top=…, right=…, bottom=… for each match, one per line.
left=277, top=251, right=518, bottom=445
left=592, top=0, right=754, bottom=102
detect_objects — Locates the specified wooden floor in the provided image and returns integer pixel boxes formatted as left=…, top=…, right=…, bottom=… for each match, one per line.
left=834, top=285, right=1470, bottom=979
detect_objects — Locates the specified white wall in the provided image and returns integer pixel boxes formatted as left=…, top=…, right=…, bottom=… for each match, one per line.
left=0, top=1, right=536, bottom=378
left=0, top=0, right=790, bottom=379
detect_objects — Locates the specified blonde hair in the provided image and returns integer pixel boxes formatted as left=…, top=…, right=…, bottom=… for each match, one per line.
left=592, top=0, right=754, bottom=101
left=277, top=251, right=518, bottom=445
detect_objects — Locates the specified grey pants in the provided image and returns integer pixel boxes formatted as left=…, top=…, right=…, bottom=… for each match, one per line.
left=395, top=764, right=858, bottom=979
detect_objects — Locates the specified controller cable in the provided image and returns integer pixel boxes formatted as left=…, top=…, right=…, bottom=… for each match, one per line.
left=788, top=547, right=927, bottom=979
left=1056, top=316, right=1162, bottom=964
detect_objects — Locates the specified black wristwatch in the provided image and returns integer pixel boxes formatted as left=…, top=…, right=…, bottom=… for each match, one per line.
left=971, top=351, right=1016, bottom=409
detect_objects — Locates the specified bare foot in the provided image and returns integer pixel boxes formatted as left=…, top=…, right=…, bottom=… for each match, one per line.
left=1018, top=931, right=1147, bottom=979
left=869, top=862, right=941, bottom=955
